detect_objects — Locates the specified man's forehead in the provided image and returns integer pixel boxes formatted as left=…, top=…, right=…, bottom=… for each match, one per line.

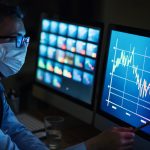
left=0, top=16, right=25, bottom=36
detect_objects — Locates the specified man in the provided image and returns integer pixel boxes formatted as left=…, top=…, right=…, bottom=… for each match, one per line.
left=0, top=2, right=135, bottom=150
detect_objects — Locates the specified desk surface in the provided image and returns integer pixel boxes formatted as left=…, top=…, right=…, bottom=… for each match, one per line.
left=26, top=97, right=100, bottom=149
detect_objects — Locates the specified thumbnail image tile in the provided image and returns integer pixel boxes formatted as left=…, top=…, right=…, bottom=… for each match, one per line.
left=86, top=43, right=98, bottom=58
left=47, top=47, right=56, bottom=59
left=38, top=57, right=46, bottom=69
left=83, top=72, right=94, bottom=85
left=46, top=60, right=54, bottom=72
left=63, top=65, right=73, bottom=79
left=88, top=28, right=100, bottom=43
left=40, top=32, right=49, bottom=44
left=59, top=23, right=68, bottom=36
left=84, top=58, right=95, bottom=72
left=50, top=21, right=58, bottom=33
left=55, top=49, right=65, bottom=63
left=39, top=44, right=47, bottom=57
left=57, top=36, right=67, bottom=50
left=36, top=69, right=44, bottom=81
left=74, top=54, right=85, bottom=68
left=77, top=26, right=88, bottom=40
left=54, top=62, right=63, bottom=75
left=44, top=72, right=53, bottom=84
left=76, top=41, right=86, bottom=55
left=73, top=69, right=83, bottom=82
left=49, top=34, right=57, bottom=47
left=66, top=38, right=76, bottom=52
left=42, top=19, right=50, bottom=32
left=52, top=75, right=62, bottom=88
left=68, top=24, right=78, bottom=38
left=64, top=52, right=74, bottom=65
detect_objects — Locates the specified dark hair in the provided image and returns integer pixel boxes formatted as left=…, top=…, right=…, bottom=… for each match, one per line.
left=0, top=2, right=24, bottom=22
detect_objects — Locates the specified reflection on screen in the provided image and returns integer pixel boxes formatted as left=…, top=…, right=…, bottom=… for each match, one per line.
left=100, top=29, right=150, bottom=136
left=36, top=18, right=101, bottom=104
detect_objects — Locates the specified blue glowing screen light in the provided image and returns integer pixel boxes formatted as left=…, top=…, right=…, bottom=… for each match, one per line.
left=100, top=29, right=150, bottom=136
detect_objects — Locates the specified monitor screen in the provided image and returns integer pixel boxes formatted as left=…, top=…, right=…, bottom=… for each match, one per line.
left=35, top=17, right=103, bottom=106
left=99, top=25, right=150, bottom=139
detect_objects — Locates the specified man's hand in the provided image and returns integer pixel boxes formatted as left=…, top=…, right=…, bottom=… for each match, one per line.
left=85, top=127, right=135, bottom=150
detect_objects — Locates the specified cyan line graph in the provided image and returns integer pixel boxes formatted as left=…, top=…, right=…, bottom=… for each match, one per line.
left=111, top=38, right=150, bottom=98
left=106, top=34, right=150, bottom=121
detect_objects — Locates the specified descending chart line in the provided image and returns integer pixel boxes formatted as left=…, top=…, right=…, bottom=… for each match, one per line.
left=110, top=91, right=150, bottom=111
left=108, top=85, right=150, bottom=105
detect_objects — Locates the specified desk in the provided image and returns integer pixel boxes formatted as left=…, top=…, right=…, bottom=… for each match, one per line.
left=26, top=97, right=100, bottom=149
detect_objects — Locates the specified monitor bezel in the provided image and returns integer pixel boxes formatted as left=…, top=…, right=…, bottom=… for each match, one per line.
left=34, top=14, right=104, bottom=110
left=97, top=24, right=150, bottom=141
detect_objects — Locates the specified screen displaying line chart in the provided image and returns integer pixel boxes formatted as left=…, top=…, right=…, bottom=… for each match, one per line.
left=100, top=29, right=150, bottom=135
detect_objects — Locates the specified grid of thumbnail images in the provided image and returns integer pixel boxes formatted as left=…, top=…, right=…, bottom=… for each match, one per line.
left=36, top=19, right=100, bottom=89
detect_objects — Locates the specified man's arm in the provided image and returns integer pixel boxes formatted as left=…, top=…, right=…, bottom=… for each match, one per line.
left=1, top=91, right=49, bottom=150
left=0, top=129, right=19, bottom=150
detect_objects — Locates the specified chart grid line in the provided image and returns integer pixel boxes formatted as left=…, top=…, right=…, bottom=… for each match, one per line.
left=106, top=37, right=150, bottom=122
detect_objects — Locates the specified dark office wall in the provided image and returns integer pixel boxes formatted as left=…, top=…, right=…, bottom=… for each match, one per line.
left=100, top=0, right=150, bottom=29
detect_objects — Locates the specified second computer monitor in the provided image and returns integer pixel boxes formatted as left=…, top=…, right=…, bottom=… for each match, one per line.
left=35, top=17, right=103, bottom=110
left=98, top=24, right=150, bottom=140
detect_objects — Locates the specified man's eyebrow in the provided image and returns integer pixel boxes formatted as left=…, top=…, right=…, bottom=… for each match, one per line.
left=9, top=32, right=25, bottom=36
left=5, top=33, right=18, bottom=37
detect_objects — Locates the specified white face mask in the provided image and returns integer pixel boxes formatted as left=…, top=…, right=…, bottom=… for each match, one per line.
left=0, top=42, right=28, bottom=77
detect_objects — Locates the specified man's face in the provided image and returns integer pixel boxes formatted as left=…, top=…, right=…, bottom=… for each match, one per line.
left=0, top=16, right=25, bottom=43
left=0, top=16, right=27, bottom=78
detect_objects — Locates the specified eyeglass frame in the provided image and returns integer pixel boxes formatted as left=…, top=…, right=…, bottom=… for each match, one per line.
left=0, top=35, right=30, bottom=48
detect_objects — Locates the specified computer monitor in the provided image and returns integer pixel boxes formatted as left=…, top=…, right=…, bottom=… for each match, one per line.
left=33, top=15, right=103, bottom=124
left=95, top=24, right=150, bottom=148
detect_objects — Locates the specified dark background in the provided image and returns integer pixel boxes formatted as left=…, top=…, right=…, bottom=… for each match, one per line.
left=22, top=0, right=150, bottom=36
left=1, top=0, right=150, bottom=109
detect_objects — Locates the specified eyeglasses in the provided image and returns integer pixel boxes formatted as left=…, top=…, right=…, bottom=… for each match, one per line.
left=0, top=35, right=30, bottom=48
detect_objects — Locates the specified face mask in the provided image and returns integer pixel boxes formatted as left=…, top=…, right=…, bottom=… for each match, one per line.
left=0, top=42, right=28, bottom=77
